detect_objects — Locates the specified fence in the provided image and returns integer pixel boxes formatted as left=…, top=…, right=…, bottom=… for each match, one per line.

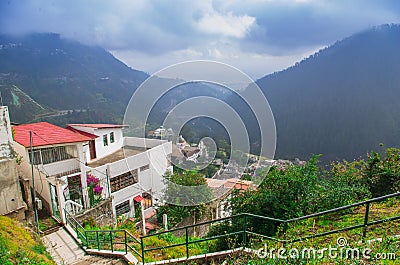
left=140, top=191, right=400, bottom=263
left=65, top=191, right=400, bottom=264
left=64, top=209, right=142, bottom=262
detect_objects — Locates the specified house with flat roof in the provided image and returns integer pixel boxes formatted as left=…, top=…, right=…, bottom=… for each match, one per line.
left=13, top=122, right=172, bottom=224
left=68, top=124, right=173, bottom=220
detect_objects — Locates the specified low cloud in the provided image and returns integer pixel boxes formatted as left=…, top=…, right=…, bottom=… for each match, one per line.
left=1, top=0, right=399, bottom=78
left=196, top=12, right=255, bottom=38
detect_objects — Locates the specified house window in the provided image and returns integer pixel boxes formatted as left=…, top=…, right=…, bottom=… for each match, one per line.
left=28, top=146, right=73, bottom=165
left=110, top=169, right=138, bottom=193
left=115, top=200, right=130, bottom=216
left=140, top=164, right=150, bottom=172
left=103, top=134, right=108, bottom=146
left=28, top=149, right=42, bottom=165
left=110, top=132, right=115, bottom=143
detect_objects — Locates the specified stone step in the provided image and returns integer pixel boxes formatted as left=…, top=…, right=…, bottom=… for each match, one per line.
left=71, top=255, right=127, bottom=265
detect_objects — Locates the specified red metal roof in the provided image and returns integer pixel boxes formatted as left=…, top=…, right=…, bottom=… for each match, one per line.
left=67, top=124, right=128, bottom=129
left=13, top=122, right=93, bottom=148
left=66, top=126, right=98, bottom=139
left=133, top=195, right=144, bottom=202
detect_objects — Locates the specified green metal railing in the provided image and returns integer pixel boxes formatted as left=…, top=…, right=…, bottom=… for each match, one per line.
left=65, top=191, right=400, bottom=264
left=140, top=191, right=400, bottom=263
left=64, top=210, right=142, bottom=262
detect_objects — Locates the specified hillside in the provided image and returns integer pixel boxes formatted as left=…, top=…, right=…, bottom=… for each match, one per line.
left=0, top=33, right=148, bottom=124
left=257, top=24, right=400, bottom=162
left=0, top=216, right=54, bottom=264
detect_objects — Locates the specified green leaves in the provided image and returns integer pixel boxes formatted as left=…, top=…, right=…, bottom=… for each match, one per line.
left=157, top=171, right=212, bottom=229
left=365, top=148, right=400, bottom=197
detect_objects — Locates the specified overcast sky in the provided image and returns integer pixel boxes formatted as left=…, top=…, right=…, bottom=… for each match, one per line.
left=1, top=0, right=399, bottom=79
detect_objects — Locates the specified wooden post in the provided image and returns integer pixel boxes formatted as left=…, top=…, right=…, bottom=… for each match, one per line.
left=163, top=214, right=168, bottom=230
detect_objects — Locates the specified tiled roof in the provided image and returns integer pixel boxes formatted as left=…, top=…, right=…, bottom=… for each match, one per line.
left=13, top=122, right=92, bottom=147
left=67, top=124, right=128, bottom=129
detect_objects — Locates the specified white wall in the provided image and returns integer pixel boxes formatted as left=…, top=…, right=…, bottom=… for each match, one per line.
left=13, top=142, right=52, bottom=213
left=124, top=137, right=168, bottom=149
left=89, top=139, right=172, bottom=218
left=93, top=128, right=123, bottom=159
left=13, top=141, right=89, bottom=216
left=148, top=142, right=172, bottom=199
left=69, top=125, right=124, bottom=160
left=0, top=107, right=13, bottom=159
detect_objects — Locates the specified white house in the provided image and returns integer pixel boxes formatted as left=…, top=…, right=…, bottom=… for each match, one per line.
left=13, top=122, right=93, bottom=222
left=13, top=122, right=172, bottom=224
left=151, top=126, right=173, bottom=138
left=66, top=124, right=127, bottom=162
left=68, top=124, right=173, bottom=220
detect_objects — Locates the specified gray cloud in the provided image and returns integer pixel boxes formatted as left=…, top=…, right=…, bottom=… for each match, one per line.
left=1, top=0, right=399, bottom=78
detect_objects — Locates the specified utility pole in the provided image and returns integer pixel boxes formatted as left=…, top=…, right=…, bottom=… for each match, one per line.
left=30, top=131, right=39, bottom=232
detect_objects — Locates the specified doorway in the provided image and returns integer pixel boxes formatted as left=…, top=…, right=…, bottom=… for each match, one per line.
left=89, top=140, right=96, bottom=160
left=49, top=184, right=60, bottom=220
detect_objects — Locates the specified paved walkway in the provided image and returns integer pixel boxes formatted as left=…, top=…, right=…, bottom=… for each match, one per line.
left=43, top=227, right=86, bottom=265
left=43, top=227, right=128, bottom=265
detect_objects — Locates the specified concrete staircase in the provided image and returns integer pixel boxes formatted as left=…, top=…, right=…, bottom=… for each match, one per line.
left=43, top=227, right=126, bottom=265
left=71, top=255, right=126, bottom=265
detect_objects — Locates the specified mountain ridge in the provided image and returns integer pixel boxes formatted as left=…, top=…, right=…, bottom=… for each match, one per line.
left=256, top=24, right=400, bottom=161
left=0, top=33, right=148, bottom=124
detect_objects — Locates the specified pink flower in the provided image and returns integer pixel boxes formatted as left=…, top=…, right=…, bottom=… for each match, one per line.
left=93, top=185, right=103, bottom=195
left=86, top=174, right=100, bottom=186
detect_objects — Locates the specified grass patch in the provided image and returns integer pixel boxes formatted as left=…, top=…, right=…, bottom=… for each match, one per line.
left=0, top=216, right=55, bottom=265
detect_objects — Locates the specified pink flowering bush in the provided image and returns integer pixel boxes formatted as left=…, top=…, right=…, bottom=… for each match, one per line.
left=86, top=173, right=103, bottom=206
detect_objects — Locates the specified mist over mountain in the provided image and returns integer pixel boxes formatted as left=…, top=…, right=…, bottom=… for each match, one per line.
left=0, top=33, right=148, bottom=124
left=1, top=25, right=400, bottom=163
left=257, top=24, right=400, bottom=162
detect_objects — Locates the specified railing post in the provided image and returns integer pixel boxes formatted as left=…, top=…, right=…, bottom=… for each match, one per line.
left=110, top=231, right=113, bottom=252
left=97, top=231, right=100, bottom=250
left=243, top=214, right=247, bottom=247
left=362, top=202, right=370, bottom=241
left=125, top=230, right=128, bottom=254
left=85, top=231, right=88, bottom=249
left=283, top=221, right=288, bottom=246
left=141, top=237, right=145, bottom=264
left=185, top=227, right=189, bottom=259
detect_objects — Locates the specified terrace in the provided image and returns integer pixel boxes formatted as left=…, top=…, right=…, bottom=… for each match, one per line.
left=87, top=146, right=148, bottom=168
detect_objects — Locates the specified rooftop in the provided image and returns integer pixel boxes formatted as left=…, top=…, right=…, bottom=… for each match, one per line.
left=13, top=122, right=93, bottom=148
left=66, top=126, right=98, bottom=139
left=87, top=146, right=148, bottom=167
left=206, top=178, right=255, bottom=192
left=67, top=124, right=128, bottom=129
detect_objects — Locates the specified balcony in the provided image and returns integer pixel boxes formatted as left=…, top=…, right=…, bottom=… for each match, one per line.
left=39, top=158, right=81, bottom=178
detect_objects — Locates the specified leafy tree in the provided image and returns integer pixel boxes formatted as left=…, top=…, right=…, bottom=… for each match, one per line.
left=319, top=159, right=370, bottom=209
left=364, top=148, right=400, bottom=197
left=157, top=171, right=211, bottom=229
left=209, top=154, right=372, bottom=249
